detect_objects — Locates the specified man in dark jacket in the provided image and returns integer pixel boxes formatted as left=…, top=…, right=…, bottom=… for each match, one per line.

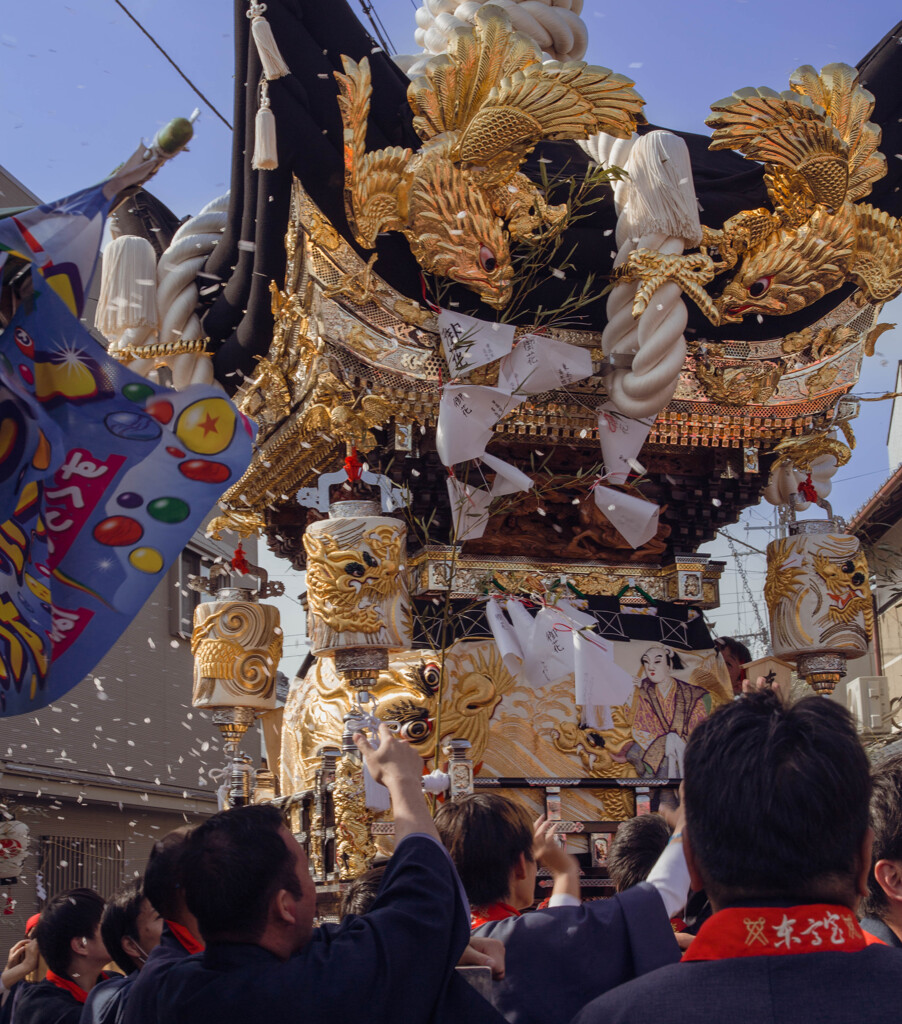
left=573, top=691, right=902, bottom=1024
left=149, top=724, right=502, bottom=1024
left=860, top=750, right=902, bottom=947
left=435, top=794, right=681, bottom=1024
left=120, top=829, right=203, bottom=1024
left=17, top=890, right=108, bottom=1024
left=80, top=882, right=162, bottom=1024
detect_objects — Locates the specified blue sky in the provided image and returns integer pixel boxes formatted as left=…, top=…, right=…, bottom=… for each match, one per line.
left=3, top=0, right=900, bottom=660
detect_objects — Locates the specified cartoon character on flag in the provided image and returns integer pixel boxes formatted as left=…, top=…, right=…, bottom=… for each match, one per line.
left=0, top=266, right=253, bottom=716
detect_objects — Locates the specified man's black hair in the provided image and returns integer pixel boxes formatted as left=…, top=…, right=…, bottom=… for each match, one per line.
left=864, top=750, right=902, bottom=917
left=606, top=814, right=670, bottom=893
left=181, top=804, right=303, bottom=942
left=434, top=794, right=534, bottom=908
left=715, top=636, right=752, bottom=665
left=340, top=865, right=387, bottom=918
left=101, top=881, right=145, bottom=975
left=34, top=888, right=105, bottom=977
left=143, top=826, right=193, bottom=920
left=684, top=690, right=870, bottom=905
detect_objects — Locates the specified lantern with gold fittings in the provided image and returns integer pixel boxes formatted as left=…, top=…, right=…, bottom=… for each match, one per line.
left=765, top=504, right=873, bottom=696
left=301, top=454, right=412, bottom=877
left=190, top=545, right=285, bottom=805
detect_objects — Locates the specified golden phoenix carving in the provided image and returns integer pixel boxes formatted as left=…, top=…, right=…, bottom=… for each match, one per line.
left=334, top=5, right=644, bottom=309
left=701, top=63, right=902, bottom=324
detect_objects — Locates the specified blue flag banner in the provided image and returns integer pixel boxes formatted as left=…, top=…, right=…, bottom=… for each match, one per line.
left=0, top=184, right=114, bottom=318
left=0, top=271, right=253, bottom=715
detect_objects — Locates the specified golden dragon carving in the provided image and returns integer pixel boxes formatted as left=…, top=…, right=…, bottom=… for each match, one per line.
left=334, top=4, right=644, bottom=309
left=813, top=548, right=874, bottom=636
left=695, top=358, right=784, bottom=404
left=699, top=63, right=902, bottom=324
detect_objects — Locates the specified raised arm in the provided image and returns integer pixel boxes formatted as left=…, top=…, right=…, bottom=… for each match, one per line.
left=354, top=723, right=439, bottom=845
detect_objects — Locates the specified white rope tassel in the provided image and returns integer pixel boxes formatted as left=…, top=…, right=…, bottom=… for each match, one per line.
left=601, top=131, right=701, bottom=420
left=96, top=234, right=159, bottom=345
left=248, top=2, right=289, bottom=80
left=253, top=81, right=278, bottom=170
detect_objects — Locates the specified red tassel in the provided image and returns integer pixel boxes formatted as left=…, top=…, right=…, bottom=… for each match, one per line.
left=231, top=544, right=251, bottom=575
left=344, top=448, right=364, bottom=483
left=798, top=473, right=818, bottom=503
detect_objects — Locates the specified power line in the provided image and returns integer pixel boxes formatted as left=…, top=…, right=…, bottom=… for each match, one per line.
left=357, top=0, right=398, bottom=55
left=112, top=0, right=233, bottom=131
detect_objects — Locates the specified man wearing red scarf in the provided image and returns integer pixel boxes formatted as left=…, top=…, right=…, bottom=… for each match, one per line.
left=121, top=829, right=204, bottom=1024
left=16, top=889, right=109, bottom=1024
left=573, top=690, right=902, bottom=1024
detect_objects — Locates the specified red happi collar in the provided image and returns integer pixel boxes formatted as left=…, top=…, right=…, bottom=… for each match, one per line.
left=45, top=969, right=98, bottom=1004
left=682, top=904, right=871, bottom=961
left=166, top=919, right=205, bottom=954
left=470, top=902, right=521, bottom=930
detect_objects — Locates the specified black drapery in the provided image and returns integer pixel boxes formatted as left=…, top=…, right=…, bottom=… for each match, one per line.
left=203, top=2, right=902, bottom=390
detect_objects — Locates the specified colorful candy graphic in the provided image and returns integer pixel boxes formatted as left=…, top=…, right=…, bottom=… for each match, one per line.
left=147, top=496, right=189, bottom=523
left=93, top=516, right=144, bottom=547
left=122, top=381, right=155, bottom=403
left=128, top=547, right=164, bottom=574
left=179, top=459, right=230, bottom=483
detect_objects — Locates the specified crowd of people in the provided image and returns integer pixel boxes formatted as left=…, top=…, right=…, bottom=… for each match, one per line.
left=2, top=682, right=901, bottom=1023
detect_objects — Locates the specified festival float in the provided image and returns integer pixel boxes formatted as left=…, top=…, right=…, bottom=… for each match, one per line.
left=9, top=1, right=902, bottom=906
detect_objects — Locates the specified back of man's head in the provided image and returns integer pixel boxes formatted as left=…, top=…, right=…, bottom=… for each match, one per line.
left=143, top=826, right=193, bottom=921
left=340, top=865, right=387, bottom=919
left=181, top=804, right=302, bottom=943
left=684, top=690, right=870, bottom=907
left=35, top=888, right=105, bottom=977
left=101, top=881, right=146, bottom=975
left=434, top=794, right=533, bottom=907
left=717, top=637, right=752, bottom=664
left=864, top=750, right=902, bottom=919
left=607, top=814, right=670, bottom=893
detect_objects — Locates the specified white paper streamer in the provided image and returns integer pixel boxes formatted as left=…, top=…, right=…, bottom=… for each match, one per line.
left=439, top=309, right=515, bottom=376
left=523, top=606, right=573, bottom=688
left=436, top=385, right=520, bottom=466
left=553, top=598, right=596, bottom=630
left=597, top=403, right=654, bottom=485
left=486, top=599, right=525, bottom=674
left=573, top=630, right=635, bottom=708
left=447, top=476, right=493, bottom=541
left=499, top=334, right=594, bottom=395
left=593, top=485, right=660, bottom=549
left=505, top=597, right=538, bottom=642
left=481, top=451, right=533, bottom=496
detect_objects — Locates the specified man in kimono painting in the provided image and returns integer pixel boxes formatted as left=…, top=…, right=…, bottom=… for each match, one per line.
left=609, top=646, right=712, bottom=778
left=151, top=724, right=504, bottom=1024
left=573, top=690, right=902, bottom=1024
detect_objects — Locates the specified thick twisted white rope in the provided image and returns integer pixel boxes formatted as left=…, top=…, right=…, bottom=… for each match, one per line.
left=122, top=193, right=229, bottom=390
left=394, top=0, right=588, bottom=76
left=595, top=131, right=702, bottom=420
left=763, top=445, right=839, bottom=511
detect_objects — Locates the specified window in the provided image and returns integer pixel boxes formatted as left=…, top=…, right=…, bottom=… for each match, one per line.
left=169, top=548, right=203, bottom=639
left=38, top=836, right=126, bottom=901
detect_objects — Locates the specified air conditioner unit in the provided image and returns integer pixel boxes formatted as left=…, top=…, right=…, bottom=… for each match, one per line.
left=845, top=676, right=891, bottom=735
